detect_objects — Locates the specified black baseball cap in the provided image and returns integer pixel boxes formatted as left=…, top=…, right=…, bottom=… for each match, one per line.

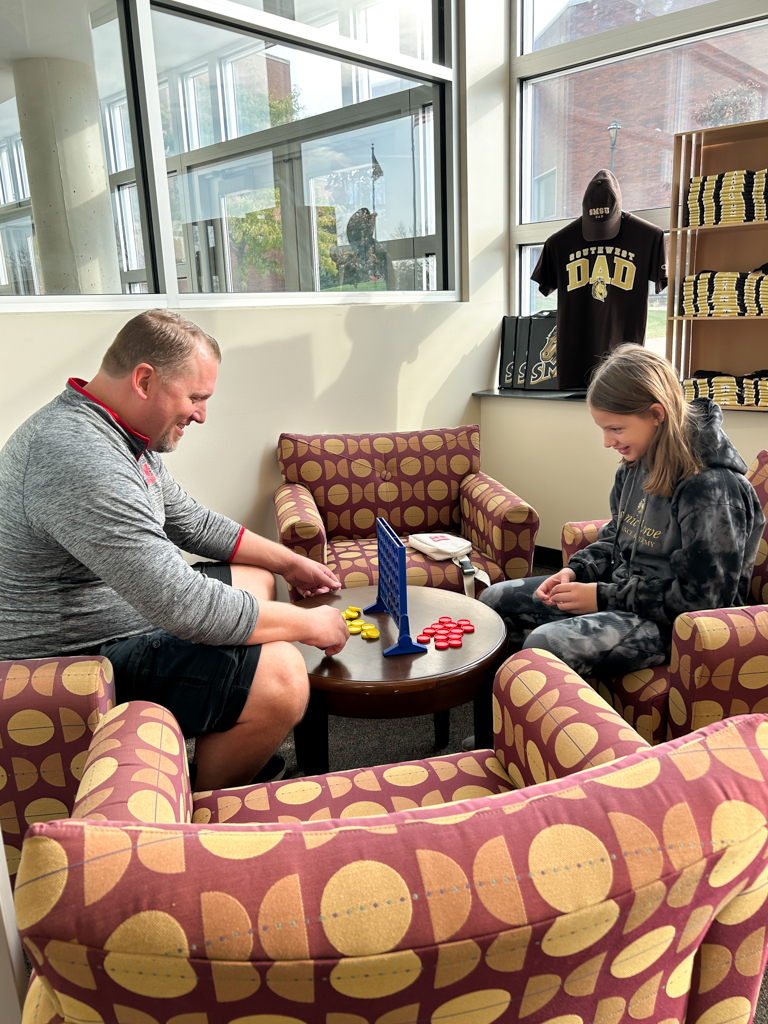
left=582, top=169, right=622, bottom=241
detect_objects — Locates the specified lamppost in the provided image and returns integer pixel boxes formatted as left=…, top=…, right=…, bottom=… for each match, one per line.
left=608, top=119, right=622, bottom=174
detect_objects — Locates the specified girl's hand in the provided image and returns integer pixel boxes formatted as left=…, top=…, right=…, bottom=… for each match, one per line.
left=535, top=568, right=576, bottom=606
left=548, top=581, right=598, bottom=614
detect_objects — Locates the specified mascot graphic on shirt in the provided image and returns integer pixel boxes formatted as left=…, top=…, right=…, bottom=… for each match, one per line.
left=529, top=325, right=557, bottom=385
left=592, top=274, right=608, bottom=302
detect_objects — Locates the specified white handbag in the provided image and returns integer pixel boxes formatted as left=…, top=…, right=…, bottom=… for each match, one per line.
left=407, top=532, right=491, bottom=599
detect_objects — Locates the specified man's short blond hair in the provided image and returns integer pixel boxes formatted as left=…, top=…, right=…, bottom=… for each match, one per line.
left=101, top=309, right=221, bottom=382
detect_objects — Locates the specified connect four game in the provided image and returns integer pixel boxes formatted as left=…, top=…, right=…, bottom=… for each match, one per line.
left=364, top=517, right=427, bottom=656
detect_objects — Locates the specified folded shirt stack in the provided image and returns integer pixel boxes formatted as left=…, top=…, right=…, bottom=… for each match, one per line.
left=683, top=370, right=768, bottom=407
left=680, top=269, right=768, bottom=316
left=686, top=169, right=768, bottom=226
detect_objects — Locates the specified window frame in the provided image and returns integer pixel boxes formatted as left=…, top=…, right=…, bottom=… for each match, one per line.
left=510, top=0, right=768, bottom=316
left=0, top=0, right=457, bottom=309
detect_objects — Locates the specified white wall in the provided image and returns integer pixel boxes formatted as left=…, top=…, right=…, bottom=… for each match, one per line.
left=0, top=1, right=510, bottom=542
left=480, top=395, right=768, bottom=550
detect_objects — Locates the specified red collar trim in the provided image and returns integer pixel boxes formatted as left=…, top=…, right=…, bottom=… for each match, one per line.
left=68, top=378, right=150, bottom=455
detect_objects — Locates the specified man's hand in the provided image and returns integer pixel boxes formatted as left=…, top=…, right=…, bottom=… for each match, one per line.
left=535, top=567, right=576, bottom=606
left=303, top=606, right=350, bottom=656
left=548, top=581, right=598, bottom=615
left=284, top=555, right=341, bottom=598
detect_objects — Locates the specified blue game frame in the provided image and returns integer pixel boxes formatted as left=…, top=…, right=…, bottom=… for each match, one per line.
left=364, top=518, right=427, bottom=656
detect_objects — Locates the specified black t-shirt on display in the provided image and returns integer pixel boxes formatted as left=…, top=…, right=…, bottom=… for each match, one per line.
left=532, top=212, right=667, bottom=390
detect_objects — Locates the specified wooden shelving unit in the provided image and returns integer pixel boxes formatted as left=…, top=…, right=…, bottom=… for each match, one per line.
left=667, top=119, right=768, bottom=390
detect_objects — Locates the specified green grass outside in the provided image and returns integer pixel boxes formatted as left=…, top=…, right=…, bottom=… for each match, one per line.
left=646, top=309, right=667, bottom=339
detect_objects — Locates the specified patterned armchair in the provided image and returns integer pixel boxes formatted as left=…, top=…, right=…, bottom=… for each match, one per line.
left=14, top=652, right=768, bottom=1023
left=0, top=657, right=114, bottom=884
left=561, top=448, right=768, bottom=745
left=274, top=425, right=539, bottom=600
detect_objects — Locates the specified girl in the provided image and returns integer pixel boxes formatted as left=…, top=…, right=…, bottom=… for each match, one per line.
left=479, top=344, right=765, bottom=678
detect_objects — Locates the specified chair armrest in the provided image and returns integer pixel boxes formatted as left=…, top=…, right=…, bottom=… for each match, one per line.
left=71, top=701, right=192, bottom=825
left=274, top=483, right=327, bottom=561
left=0, top=656, right=114, bottom=881
left=460, top=472, right=539, bottom=580
left=561, top=519, right=610, bottom=566
left=492, top=648, right=651, bottom=787
left=668, top=606, right=768, bottom=738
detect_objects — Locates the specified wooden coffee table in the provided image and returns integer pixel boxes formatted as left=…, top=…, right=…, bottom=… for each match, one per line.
left=292, top=585, right=506, bottom=775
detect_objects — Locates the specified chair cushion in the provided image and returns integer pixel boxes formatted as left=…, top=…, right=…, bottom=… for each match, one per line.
left=277, top=426, right=481, bottom=540
left=192, top=750, right=515, bottom=825
left=747, top=449, right=768, bottom=601
left=325, top=535, right=504, bottom=591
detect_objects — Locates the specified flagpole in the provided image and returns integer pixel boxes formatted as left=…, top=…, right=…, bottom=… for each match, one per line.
left=371, top=143, right=376, bottom=214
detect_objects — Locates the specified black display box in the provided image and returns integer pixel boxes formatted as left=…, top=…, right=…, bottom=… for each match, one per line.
left=498, top=311, right=558, bottom=390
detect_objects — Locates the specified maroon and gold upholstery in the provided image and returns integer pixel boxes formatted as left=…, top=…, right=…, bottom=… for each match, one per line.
left=15, top=665, right=768, bottom=1023
left=71, top=702, right=193, bottom=825
left=560, top=449, right=768, bottom=745
left=0, top=657, right=114, bottom=883
left=275, top=426, right=539, bottom=599
left=492, top=649, right=652, bottom=787
left=192, top=751, right=516, bottom=826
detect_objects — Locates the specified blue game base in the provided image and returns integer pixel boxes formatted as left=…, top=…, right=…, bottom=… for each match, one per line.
left=383, top=635, right=428, bottom=656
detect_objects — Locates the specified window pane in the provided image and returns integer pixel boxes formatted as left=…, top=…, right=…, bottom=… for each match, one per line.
left=524, top=21, right=768, bottom=223
left=0, top=1, right=151, bottom=296
left=524, top=0, right=715, bottom=53
left=153, top=9, right=448, bottom=294
left=232, top=0, right=438, bottom=64
left=0, top=0, right=150, bottom=295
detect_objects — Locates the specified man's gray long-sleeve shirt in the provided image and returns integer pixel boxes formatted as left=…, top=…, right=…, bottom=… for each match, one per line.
left=0, top=379, right=259, bottom=659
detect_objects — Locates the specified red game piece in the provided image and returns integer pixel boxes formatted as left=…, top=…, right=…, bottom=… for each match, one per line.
left=423, top=627, right=437, bottom=636
left=435, top=631, right=450, bottom=639
left=449, top=638, right=463, bottom=648
left=431, top=623, right=443, bottom=630
left=461, top=624, right=475, bottom=634
left=439, top=616, right=452, bottom=624
left=457, top=619, right=471, bottom=626
left=434, top=640, right=449, bottom=650
left=417, top=634, right=431, bottom=643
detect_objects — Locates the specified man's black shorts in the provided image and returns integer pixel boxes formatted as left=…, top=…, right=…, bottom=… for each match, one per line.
left=98, top=562, right=261, bottom=738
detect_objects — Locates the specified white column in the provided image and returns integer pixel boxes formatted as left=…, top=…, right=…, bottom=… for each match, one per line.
left=13, top=56, right=122, bottom=294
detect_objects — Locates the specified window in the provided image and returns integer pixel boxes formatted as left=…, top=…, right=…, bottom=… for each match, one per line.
left=523, top=20, right=768, bottom=224
left=0, top=0, right=452, bottom=304
left=151, top=6, right=449, bottom=295
left=515, top=0, right=766, bottom=344
left=0, top=0, right=151, bottom=296
left=234, top=0, right=441, bottom=64
left=523, top=0, right=718, bottom=54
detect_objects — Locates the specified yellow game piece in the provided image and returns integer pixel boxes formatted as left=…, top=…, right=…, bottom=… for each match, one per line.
left=345, top=606, right=362, bottom=616
left=343, top=610, right=359, bottom=620
left=347, top=618, right=365, bottom=626
left=362, top=628, right=380, bottom=640
left=348, top=625, right=363, bottom=634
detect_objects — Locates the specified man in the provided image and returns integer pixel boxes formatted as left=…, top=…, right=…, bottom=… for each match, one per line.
left=0, top=309, right=349, bottom=789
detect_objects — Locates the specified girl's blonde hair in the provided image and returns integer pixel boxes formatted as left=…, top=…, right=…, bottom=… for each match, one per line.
left=587, top=343, right=702, bottom=497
